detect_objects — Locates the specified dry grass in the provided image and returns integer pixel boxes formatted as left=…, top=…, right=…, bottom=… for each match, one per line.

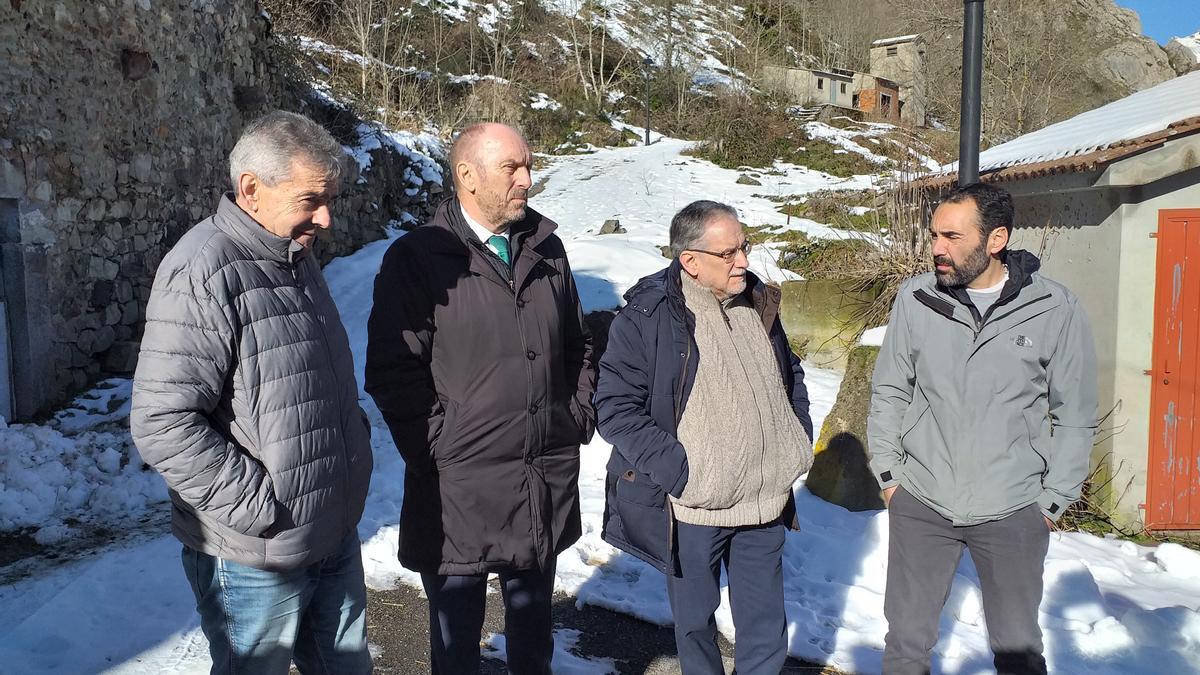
left=798, top=179, right=933, bottom=335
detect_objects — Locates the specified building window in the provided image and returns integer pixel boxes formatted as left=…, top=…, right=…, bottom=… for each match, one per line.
left=817, top=78, right=824, bottom=90
left=886, top=46, right=898, bottom=57
left=840, top=82, right=847, bottom=94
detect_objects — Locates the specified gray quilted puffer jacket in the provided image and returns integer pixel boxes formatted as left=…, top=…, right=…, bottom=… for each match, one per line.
left=132, top=195, right=373, bottom=571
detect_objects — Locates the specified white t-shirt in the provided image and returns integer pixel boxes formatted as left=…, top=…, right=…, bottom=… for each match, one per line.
left=966, top=266, right=1009, bottom=316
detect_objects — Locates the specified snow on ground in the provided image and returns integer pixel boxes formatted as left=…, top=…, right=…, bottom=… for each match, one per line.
left=3, top=133, right=1200, bottom=675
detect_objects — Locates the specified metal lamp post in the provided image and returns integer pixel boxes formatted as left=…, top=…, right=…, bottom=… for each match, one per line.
left=642, top=56, right=653, bottom=146
left=959, top=0, right=985, bottom=185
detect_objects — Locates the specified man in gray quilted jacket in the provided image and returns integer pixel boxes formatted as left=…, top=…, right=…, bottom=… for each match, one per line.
left=131, top=111, right=373, bottom=674
left=869, top=182, right=1097, bottom=675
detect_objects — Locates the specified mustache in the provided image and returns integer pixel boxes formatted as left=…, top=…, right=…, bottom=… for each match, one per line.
left=933, top=255, right=954, bottom=267
left=511, top=189, right=529, bottom=199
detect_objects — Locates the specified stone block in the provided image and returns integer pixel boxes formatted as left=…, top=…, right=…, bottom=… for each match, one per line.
left=131, top=153, right=153, bottom=183
left=736, top=174, right=762, bottom=186
left=89, top=280, right=115, bottom=307
left=806, top=345, right=884, bottom=512
left=56, top=197, right=84, bottom=221
left=103, top=341, right=141, bottom=374
left=109, top=201, right=132, bottom=219
left=104, top=303, right=121, bottom=326
left=92, top=326, right=116, bottom=354
left=88, top=255, right=119, bottom=280
left=85, top=198, right=106, bottom=221
left=120, top=300, right=139, bottom=325
left=116, top=280, right=133, bottom=303
left=598, top=219, right=625, bottom=235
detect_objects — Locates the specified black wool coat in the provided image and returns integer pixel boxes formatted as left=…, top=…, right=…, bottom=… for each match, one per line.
left=366, top=197, right=596, bottom=575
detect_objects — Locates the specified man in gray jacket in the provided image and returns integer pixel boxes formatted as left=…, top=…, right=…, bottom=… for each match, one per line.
left=131, top=111, right=373, bottom=674
left=868, top=182, right=1097, bottom=675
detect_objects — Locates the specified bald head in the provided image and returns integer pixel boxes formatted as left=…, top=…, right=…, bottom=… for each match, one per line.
left=450, top=123, right=534, bottom=232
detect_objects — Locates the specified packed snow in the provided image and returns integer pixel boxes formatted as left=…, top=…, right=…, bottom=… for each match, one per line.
left=2, top=126, right=1200, bottom=675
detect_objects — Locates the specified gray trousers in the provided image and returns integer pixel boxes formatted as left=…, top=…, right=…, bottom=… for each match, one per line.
left=884, top=487, right=1050, bottom=675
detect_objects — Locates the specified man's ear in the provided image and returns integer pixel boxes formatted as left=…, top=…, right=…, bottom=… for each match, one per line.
left=679, top=251, right=701, bottom=277
left=238, top=173, right=260, bottom=211
left=988, top=226, right=1009, bottom=257
left=455, top=161, right=477, bottom=194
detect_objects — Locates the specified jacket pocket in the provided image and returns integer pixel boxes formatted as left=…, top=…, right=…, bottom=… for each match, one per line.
left=431, top=400, right=461, bottom=465
left=612, top=470, right=670, bottom=564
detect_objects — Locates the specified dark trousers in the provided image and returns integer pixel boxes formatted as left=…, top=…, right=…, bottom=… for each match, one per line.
left=884, top=488, right=1050, bottom=675
left=421, top=561, right=556, bottom=675
left=667, top=519, right=788, bottom=675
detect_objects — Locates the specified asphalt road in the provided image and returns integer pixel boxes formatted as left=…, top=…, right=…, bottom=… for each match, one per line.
left=364, top=582, right=842, bottom=674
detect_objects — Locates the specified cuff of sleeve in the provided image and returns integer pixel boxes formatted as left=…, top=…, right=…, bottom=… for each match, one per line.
left=876, top=467, right=900, bottom=490
left=1038, top=491, right=1067, bottom=523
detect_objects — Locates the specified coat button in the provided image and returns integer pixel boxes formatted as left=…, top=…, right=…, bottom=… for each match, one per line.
left=526, top=350, right=536, bottom=360
left=516, top=299, right=526, bottom=308
left=525, top=455, right=534, bottom=464
left=528, top=404, right=538, bottom=414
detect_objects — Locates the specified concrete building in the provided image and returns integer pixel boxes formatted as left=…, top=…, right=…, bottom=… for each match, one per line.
left=761, top=66, right=857, bottom=111
left=868, top=35, right=927, bottom=127
left=761, top=34, right=924, bottom=125
left=923, top=71, right=1200, bottom=531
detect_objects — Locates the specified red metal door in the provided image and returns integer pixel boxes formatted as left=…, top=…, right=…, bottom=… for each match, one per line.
left=1148, top=209, right=1200, bottom=530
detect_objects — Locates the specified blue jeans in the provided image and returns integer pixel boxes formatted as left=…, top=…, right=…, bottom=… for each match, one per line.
left=667, top=519, right=788, bottom=675
left=181, top=531, right=372, bottom=675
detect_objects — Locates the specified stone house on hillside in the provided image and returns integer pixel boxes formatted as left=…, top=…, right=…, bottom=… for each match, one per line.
left=921, top=71, right=1200, bottom=532
left=762, top=34, right=926, bottom=126
left=0, top=1, right=436, bottom=422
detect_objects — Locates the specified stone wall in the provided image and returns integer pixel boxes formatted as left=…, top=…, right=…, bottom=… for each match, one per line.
left=0, top=1, right=441, bottom=421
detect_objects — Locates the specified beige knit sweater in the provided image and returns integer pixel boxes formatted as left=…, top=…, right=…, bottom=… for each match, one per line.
left=671, top=271, right=813, bottom=527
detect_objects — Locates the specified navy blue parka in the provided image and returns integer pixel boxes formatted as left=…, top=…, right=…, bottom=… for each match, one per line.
left=595, top=260, right=812, bottom=572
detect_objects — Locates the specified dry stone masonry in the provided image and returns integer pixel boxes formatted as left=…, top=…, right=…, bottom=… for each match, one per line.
left=0, top=0, right=442, bottom=420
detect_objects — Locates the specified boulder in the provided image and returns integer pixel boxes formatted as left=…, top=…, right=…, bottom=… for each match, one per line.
left=598, top=219, right=626, bottom=235
left=806, top=345, right=884, bottom=512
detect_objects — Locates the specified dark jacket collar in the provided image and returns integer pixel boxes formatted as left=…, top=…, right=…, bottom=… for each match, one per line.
left=938, top=248, right=1041, bottom=308
left=213, top=193, right=308, bottom=265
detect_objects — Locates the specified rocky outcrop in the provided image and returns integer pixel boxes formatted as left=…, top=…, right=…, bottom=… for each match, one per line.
left=1166, top=33, right=1200, bottom=75
left=1060, top=0, right=1176, bottom=98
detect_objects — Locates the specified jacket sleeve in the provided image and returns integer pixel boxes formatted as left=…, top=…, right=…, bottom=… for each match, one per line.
left=130, top=272, right=279, bottom=537
left=1039, top=295, right=1099, bottom=521
left=867, top=286, right=916, bottom=490
left=594, top=311, right=689, bottom=497
left=365, top=241, right=443, bottom=474
left=562, top=256, right=597, bottom=442
left=788, top=339, right=813, bottom=440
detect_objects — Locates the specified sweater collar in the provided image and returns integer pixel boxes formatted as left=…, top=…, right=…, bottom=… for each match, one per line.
left=213, top=193, right=308, bottom=265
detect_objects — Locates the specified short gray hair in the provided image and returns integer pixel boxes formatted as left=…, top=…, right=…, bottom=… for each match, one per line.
left=669, top=200, right=739, bottom=258
left=228, top=111, right=344, bottom=192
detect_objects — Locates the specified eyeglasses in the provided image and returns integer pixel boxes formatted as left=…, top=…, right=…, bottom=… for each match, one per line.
left=687, top=240, right=753, bottom=263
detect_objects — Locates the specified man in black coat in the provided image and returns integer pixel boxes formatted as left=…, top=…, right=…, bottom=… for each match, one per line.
left=365, top=123, right=595, bottom=674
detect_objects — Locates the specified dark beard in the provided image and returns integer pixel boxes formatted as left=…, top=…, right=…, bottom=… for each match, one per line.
left=934, top=240, right=991, bottom=288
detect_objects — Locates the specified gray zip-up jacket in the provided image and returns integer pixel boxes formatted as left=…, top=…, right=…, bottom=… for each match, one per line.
left=867, top=250, right=1097, bottom=525
left=131, top=195, right=373, bottom=571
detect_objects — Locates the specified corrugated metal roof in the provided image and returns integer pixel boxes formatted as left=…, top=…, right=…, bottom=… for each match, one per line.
left=942, top=70, right=1200, bottom=176
left=872, top=34, right=920, bottom=47
left=919, top=115, right=1200, bottom=189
